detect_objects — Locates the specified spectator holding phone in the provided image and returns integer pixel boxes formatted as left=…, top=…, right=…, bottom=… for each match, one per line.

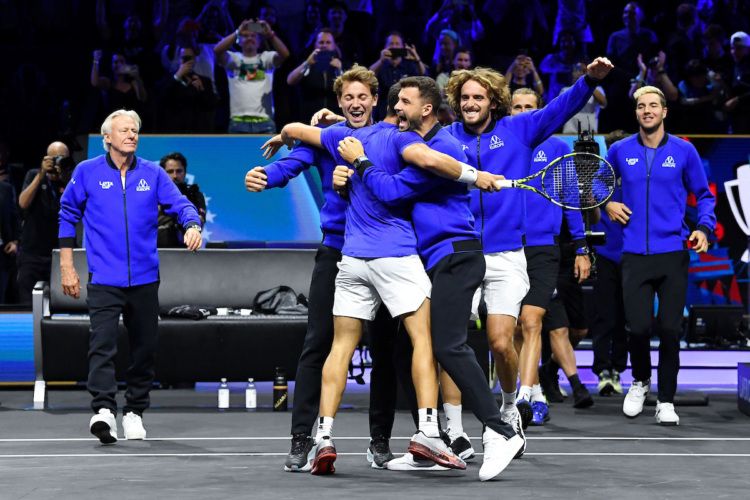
left=91, top=50, right=147, bottom=118
left=505, top=54, right=545, bottom=96
left=369, top=31, right=426, bottom=120
left=157, top=46, right=218, bottom=132
left=215, top=18, right=290, bottom=133
left=287, top=28, right=346, bottom=123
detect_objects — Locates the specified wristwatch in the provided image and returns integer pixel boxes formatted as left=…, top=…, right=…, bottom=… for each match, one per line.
left=575, top=246, right=590, bottom=256
left=352, top=155, right=369, bottom=170
left=186, top=224, right=202, bottom=233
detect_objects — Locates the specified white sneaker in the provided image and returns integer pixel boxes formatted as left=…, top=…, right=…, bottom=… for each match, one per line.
left=479, top=429, right=524, bottom=481
left=386, top=452, right=450, bottom=471
left=623, top=380, right=650, bottom=418
left=89, top=408, right=117, bottom=444
left=500, top=406, right=526, bottom=458
left=122, top=412, right=147, bottom=440
left=655, top=401, right=680, bottom=426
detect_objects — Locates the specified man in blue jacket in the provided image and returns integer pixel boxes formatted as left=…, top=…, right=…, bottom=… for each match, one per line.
left=605, top=86, right=715, bottom=425
left=245, top=65, right=408, bottom=472
left=507, top=88, right=590, bottom=425
left=443, top=57, right=613, bottom=429
left=59, top=110, right=202, bottom=444
left=335, top=76, right=523, bottom=481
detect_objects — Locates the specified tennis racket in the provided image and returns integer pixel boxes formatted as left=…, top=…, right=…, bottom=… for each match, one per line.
left=494, top=151, right=616, bottom=210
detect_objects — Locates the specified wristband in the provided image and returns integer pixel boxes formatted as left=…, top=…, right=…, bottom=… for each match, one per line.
left=235, top=29, right=240, bottom=44
left=575, top=246, right=590, bottom=256
left=457, top=162, right=478, bottom=184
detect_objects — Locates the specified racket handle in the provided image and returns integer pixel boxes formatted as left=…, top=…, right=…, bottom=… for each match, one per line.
left=494, top=179, right=514, bottom=189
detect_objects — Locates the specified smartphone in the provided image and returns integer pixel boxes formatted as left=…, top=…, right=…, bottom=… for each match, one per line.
left=389, top=47, right=408, bottom=58
left=314, top=50, right=335, bottom=68
left=246, top=22, right=265, bottom=33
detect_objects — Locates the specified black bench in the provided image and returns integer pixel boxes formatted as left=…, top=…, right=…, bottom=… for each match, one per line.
left=32, top=248, right=316, bottom=408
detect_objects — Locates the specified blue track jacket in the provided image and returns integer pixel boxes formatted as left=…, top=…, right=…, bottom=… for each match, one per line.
left=606, top=133, right=715, bottom=255
left=447, top=75, right=597, bottom=254
left=263, top=122, right=348, bottom=250
left=59, top=154, right=201, bottom=287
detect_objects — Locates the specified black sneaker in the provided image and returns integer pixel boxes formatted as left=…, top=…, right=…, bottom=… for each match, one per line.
left=284, top=433, right=315, bottom=472
left=597, top=370, right=616, bottom=396
left=366, top=435, right=394, bottom=469
left=539, top=363, right=565, bottom=403
left=515, top=399, right=533, bottom=430
left=572, top=384, right=594, bottom=408
left=449, top=433, right=476, bottom=461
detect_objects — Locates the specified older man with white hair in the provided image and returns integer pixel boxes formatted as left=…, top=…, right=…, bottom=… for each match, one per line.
left=59, top=109, right=202, bottom=444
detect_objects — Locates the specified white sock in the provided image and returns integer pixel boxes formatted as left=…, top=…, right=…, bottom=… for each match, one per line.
left=315, top=416, right=334, bottom=440
left=530, top=384, right=545, bottom=403
left=418, top=408, right=440, bottom=437
left=501, top=390, right=516, bottom=412
left=517, top=385, right=532, bottom=402
left=443, top=403, right=463, bottom=439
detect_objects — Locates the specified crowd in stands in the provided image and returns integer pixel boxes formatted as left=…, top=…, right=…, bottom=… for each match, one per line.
left=0, top=0, right=748, bottom=305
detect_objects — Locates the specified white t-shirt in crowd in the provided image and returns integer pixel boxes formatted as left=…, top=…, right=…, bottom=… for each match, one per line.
left=225, top=50, right=278, bottom=119
left=560, top=85, right=605, bottom=133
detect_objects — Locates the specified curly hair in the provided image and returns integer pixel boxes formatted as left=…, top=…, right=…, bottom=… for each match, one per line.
left=445, top=67, right=511, bottom=119
left=333, top=64, right=379, bottom=98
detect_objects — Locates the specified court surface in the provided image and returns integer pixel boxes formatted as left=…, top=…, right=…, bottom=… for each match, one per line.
left=1, top=386, right=748, bottom=499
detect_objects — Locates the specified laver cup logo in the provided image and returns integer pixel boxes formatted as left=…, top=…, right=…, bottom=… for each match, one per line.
left=724, top=163, right=750, bottom=262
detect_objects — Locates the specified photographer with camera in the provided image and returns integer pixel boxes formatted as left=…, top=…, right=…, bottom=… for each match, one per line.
left=287, top=28, right=346, bottom=123
left=157, top=152, right=206, bottom=248
left=369, top=31, right=426, bottom=120
left=16, top=141, right=73, bottom=304
left=505, top=54, right=545, bottom=96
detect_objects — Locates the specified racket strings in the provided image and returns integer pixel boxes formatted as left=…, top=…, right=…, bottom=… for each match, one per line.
left=542, top=155, right=615, bottom=209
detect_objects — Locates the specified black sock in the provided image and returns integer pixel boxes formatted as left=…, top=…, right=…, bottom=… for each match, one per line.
left=545, top=359, right=560, bottom=374
left=568, top=373, right=583, bottom=390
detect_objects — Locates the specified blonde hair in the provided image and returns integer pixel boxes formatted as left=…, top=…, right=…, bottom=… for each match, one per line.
left=101, top=109, right=141, bottom=152
left=511, top=87, right=543, bottom=108
left=633, top=86, right=667, bottom=107
left=333, top=64, right=379, bottom=98
left=445, top=67, right=511, bottom=119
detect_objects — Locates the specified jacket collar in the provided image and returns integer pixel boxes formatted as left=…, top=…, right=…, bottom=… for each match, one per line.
left=105, top=153, right=138, bottom=171
left=636, top=132, right=669, bottom=148
left=462, top=117, right=497, bottom=137
left=423, top=122, right=442, bottom=142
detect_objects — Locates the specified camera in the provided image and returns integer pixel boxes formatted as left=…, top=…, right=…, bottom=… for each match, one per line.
left=53, top=155, right=75, bottom=172
left=647, top=56, right=660, bottom=68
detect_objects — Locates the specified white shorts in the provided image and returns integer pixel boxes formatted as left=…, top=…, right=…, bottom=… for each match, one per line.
left=471, top=249, right=530, bottom=319
left=333, top=255, right=431, bottom=321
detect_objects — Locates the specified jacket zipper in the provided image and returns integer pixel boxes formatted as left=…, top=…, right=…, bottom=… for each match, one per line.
left=122, top=171, right=132, bottom=285
left=645, top=146, right=652, bottom=255
left=476, top=135, right=484, bottom=247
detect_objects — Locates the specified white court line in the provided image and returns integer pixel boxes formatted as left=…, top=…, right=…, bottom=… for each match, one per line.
left=2, top=436, right=750, bottom=443
left=1, top=452, right=749, bottom=459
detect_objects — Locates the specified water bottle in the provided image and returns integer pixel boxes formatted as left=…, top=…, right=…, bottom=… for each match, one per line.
left=273, top=367, right=288, bottom=412
left=218, top=378, right=230, bottom=409
left=245, top=378, right=257, bottom=410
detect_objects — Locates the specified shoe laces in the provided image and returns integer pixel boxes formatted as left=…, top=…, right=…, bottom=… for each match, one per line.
left=290, top=434, right=310, bottom=454
left=629, top=382, right=647, bottom=397
left=658, top=402, right=675, bottom=412
left=370, top=436, right=390, bottom=454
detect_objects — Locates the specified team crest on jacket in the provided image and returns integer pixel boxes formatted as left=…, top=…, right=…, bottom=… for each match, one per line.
left=662, top=156, right=676, bottom=168
left=626, top=158, right=639, bottom=165
left=461, top=144, right=469, bottom=151
left=99, top=181, right=113, bottom=189
left=136, top=179, right=151, bottom=192
left=489, top=135, right=504, bottom=150
left=533, top=150, right=547, bottom=162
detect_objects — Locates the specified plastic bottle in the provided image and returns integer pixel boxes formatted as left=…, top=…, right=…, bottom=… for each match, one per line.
left=273, top=367, right=288, bottom=412
left=245, top=378, right=257, bottom=410
left=218, top=378, right=230, bottom=409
